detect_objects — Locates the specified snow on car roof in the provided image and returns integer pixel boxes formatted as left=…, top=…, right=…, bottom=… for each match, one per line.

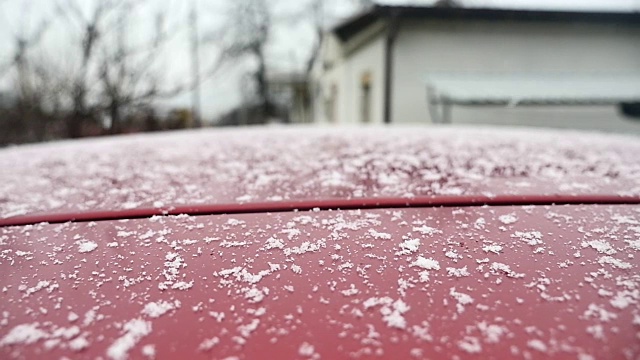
left=0, top=125, right=639, bottom=221
left=1, top=203, right=638, bottom=359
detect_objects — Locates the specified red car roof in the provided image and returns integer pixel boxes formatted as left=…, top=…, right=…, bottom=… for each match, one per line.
left=1, top=204, right=639, bottom=359
left=1, top=126, right=639, bottom=359
left=0, top=127, right=639, bottom=226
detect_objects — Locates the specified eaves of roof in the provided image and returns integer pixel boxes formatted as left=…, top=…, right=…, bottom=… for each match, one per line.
left=333, top=4, right=640, bottom=41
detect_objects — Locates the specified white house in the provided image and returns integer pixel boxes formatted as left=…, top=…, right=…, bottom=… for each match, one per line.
left=310, top=3, right=640, bottom=129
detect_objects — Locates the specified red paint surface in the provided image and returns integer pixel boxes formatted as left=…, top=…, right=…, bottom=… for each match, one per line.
left=2, top=128, right=640, bottom=359
left=2, top=127, right=639, bottom=220
left=1, top=204, right=639, bottom=359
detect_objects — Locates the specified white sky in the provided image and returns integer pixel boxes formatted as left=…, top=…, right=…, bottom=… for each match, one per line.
left=0, top=0, right=638, bottom=120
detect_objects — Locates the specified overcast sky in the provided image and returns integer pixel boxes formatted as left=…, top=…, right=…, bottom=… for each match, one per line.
left=1, top=0, right=638, bottom=120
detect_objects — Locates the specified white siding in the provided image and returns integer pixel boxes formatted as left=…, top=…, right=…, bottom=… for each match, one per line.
left=342, top=36, right=386, bottom=124
left=311, top=63, right=345, bottom=124
left=391, top=19, right=640, bottom=124
left=312, top=33, right=386, bottom=124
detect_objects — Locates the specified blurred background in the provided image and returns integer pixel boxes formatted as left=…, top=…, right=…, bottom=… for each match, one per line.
left=0, top=0, right=639, bottom=146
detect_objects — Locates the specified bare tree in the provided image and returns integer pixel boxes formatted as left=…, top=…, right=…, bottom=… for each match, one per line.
left=54, top=0, right=187, bottom=136
left=215, top=0, right=272, bottom=122
left=189, top=0, right=202, bottom=128
left=303, top=0, right=326, bottom=73
left=97, top=2, right=183, bottom=134
left=0, top=15, right=49, bottom=80
left=0, top=2, right=55, bottom=144
left=205, top=0, right=375, bottom=125
left=55, top=0, right=126, bottom=137
left=283, top=0, right=374, bottom=73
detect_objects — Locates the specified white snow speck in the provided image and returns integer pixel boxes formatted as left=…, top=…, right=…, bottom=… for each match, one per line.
left=171, top=281, right=194, bottom=291
left=411, top=256, right=440, bottom=270
left=208, top=311, right=225, bottom=322
left=141, top=344, right=155, bottom=358
left=67, top=312, right=79, bottom=322
left=237, top=319, right=260, bottom=338
left=368, top=229, right=391, bottom=240
left=77, top=241, right=98, bottom=253
left=583, top=303, right=617, bottom=322
left=586, top=324, right=605, bottom=340
left=527, top=339, right=548, bottom=352
left=482, top=244, right=503, bottom=254
left=412, top=225, right=441, bottom=236
left=285, top=241, right=323, bottom=256
left=244, top=287, right=268, bottom=303
left=363, top=297, right=410, bottom=329
left=512, top=231, right=543, bottom=246
left=498, top=214, right=518, bottom=225
left=582, top=240, right=617, bottom=255
left=477, top=322, right=508, bottom=343
left=610, top=290, right=637, bottom=309
left=219, top=240, right=247, bottom=248
left=291, top=264, right=302, bottom=274
left=0, top=323, right=48, bottom=346
left=21, top=280, right=54, bottom=297
left=299, top=342, right=316, bottom=357
left=458, top=336, right=482, bottom=354
left=396, top=238, right=421, bottom=255
left=142, top=300, right=180, bottom=318
left=490, top=262, right=525, bottom=278
left=626, top=239, right=640, bottom=251
left=445, top=250, right=462, bottom=260
left=69, top=336, right=90, bottom=351
left=363, top=297, right=393, bottom=310
left=446, top=266, right=470, bottom=278
left=340, top=284, right=359, bottom=297
left=450, top=287, right=474, bottom=314
left=107, top=319, right=152, bottom=360
left=597, top=256, right=632, bottom=270
left=226, top=218, right=245, bottom=226
left=198, top=337, right=220, bottom=351
left=381, top=299, right=410, bottom=329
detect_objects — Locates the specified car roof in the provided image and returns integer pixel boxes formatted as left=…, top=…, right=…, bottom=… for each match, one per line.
left=1, top=126, right=639, bottom=226
left=1, top=126, right=639, bottom=359
left=1, top=204, right=639, bottom=359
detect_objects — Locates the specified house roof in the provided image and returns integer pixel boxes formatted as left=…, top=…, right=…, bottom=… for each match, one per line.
left=333, top=4, right=640, bottom=41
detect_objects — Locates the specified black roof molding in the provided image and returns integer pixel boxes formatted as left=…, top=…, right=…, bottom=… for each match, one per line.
left=333, top=4, right=640, bottom=41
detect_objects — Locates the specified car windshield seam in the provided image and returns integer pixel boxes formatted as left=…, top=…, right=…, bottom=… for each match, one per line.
left=1, top=194, right=639, bottom=227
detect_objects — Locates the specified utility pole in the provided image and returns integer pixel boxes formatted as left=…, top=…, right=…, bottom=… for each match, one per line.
left=189, top=0, right=202, bottom=127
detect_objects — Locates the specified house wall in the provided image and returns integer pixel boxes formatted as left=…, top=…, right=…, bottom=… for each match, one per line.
left=311, top=31, right=386, bottom=124
left=310, top=34, right=345, bottom=124
left=391, top=19, right=640, bottom=123
left=342, top=35, right=386, bottom=124
left=310, top=55, right=346, bottom=124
